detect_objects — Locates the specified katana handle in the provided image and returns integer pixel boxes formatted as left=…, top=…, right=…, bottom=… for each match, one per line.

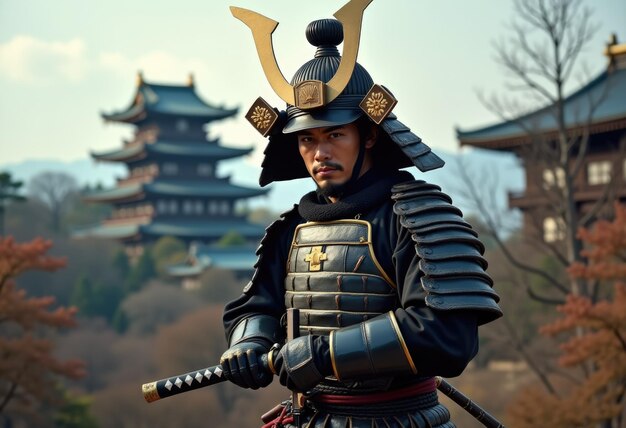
left=142, top=353, right=272, bottom=403
left=435, top=376, right=506, bottom=428
left=142, top=364, right=228, bottom=403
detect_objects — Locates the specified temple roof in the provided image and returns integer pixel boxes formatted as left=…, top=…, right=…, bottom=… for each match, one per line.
left=101, top=74, right=238, bottom=124
left=91, top=140, right=253, bottom=163
left=457, top=40, right=626, bottom=150
left=83, top=179, right=268, bottom=203
left=73, top=219, right=265, bottom=241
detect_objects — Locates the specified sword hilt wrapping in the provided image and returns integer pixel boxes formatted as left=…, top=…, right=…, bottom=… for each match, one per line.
left=142, top=364, right=228, bottom=403
left=142, top=353, right=272, bottom=403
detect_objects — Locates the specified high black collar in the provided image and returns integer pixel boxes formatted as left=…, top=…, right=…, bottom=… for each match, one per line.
left=297, top=168, right=413, bottom=222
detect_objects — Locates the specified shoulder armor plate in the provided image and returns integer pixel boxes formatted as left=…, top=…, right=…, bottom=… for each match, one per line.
left=392, top=180, right=502, bottom=324
left=243, top=205, right=300, bottom=294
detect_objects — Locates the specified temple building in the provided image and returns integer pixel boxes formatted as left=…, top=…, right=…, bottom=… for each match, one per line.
left=456, top=36, right=626, bottom=242
left=77, top=73, right=268, bottom=260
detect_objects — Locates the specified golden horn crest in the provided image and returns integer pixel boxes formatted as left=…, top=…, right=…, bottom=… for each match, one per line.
left=230, top=0, right=373, bottom=110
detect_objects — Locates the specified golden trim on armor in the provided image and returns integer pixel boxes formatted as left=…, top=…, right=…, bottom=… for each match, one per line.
left=329, top=330, right=341, bottom=380
left=289, top=220, right=396, bottom=288
left=388, top=311, right=418, bottom=374
left=267, top=348, right=278, bottom=375
left=293, top=308, right=382, bottom=315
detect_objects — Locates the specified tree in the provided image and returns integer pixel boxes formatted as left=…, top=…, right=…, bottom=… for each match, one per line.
left=457, top=0, right=616, bottom=394
left=507, top=204, right=626, bottom=427
left=124, top=248, right=156, bottom=293
left=216, top=230, right=247, bottom=247
left=0, top=171, right=26, bottom=236
left=152, top=236, right=187, bottom=277
left=27, top=171, right=79, bottom=233
left=467, top=0, right=605, bottom=299
left=70, top=275, right=123, bottom=322
left=54, top=391, right=99, bottom=428
left=0, top=237, right=85, bottom=420
left=117, top=282, right=203, bottom=335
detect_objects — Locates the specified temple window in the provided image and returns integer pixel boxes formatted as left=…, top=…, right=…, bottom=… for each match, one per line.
left=176, top=119, right=189, bottom=133
left=183, top=200, right=194, bottom=214
left=208, top=201, right=218, bottom=215
left=194, top=200, right=204, bottom=214
left=220, top=201, right=230, bottom=215
left=543, top=217, right=565, bottom=243
left=169, top=200, right=178, bottom=214
left=197, top=163, right=212, bottom=176
left=542, top=167, right=565, bottom=189
left=587, top=160, right=612, bottom=185
left=157, top=200, right=167, bottom=214
left=163, top=162, right=179, bottom=175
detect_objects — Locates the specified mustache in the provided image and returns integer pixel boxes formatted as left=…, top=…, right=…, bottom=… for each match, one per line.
left=313, top=162, right=343, bottom=174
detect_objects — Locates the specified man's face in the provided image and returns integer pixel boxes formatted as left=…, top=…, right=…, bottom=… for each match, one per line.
left=297, top=123, right=375, bottom=197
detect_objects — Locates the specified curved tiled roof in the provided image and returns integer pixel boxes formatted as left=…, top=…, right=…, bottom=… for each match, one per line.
left=91, top=140, right=253, bottom=162
left=457, top=57, right=626, bottom=148
left=73, top=220, right=265, bottom=241
left=102, top=80, right=238, bottom=124
left=83, top=179, right=268, bottom=203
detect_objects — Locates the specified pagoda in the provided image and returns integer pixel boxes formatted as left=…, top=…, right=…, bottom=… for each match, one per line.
left=456, top=36, right=626, bottom=241
left=78, top=73, right=268, bottom=259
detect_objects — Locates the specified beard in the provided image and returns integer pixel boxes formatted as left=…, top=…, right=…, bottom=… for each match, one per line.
left=313, top=161, right=347, bottom=199
left=317, top=181, right=349, bottom=199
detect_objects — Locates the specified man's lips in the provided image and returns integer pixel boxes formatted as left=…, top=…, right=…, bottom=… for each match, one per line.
left=313, top=163, right=342, bottom=177
left=314, top=166, right=337, bottom=178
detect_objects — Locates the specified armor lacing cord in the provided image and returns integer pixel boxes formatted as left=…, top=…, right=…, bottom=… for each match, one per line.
left=261, top=405, right=293, bottom=428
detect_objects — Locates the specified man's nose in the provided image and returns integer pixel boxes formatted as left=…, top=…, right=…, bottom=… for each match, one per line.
left=314, top=141, right=331, bottom=160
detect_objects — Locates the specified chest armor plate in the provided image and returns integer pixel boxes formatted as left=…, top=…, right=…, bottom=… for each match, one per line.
left=285, top=220, right=399, bottom=336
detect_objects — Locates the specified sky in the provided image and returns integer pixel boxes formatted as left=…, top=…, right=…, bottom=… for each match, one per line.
left=0, top=0, right=624, bottom=172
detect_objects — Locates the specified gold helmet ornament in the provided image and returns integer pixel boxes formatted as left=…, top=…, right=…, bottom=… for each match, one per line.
left=231, top=0, right=444, bottom=186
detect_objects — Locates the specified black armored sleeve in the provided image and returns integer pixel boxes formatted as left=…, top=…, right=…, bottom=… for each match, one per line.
left=392, top=180, right=503, bottom=325
left=223, top=205, right=301, bottom=342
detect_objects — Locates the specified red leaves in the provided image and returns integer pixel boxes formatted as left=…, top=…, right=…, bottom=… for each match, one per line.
left=0, top=237, right=84, bottom=412
left=508, top=204, right=626, bottom=427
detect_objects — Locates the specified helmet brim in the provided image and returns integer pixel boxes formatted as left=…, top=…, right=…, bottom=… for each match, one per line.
left=282, top=109, right=363, bottom=134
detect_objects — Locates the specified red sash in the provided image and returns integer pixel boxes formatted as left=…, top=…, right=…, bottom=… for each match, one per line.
left=312, top=377, right=436, bottom=405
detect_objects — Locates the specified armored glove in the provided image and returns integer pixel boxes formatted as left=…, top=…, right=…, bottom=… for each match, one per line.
left=272, top=335, right=333, bottom=392
left=220, top=315, right=282, bottom=390
left=220, top=340, right=273, bottom=390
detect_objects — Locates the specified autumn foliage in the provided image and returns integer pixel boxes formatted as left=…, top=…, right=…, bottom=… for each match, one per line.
left=507, top=204, right=626, bottom=427
left=0, top=237, right=85, bottom=415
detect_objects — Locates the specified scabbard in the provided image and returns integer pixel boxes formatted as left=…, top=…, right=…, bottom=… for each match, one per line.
left=435, top=376, right=505, bottom=428
left=142, top=365, right=227, bottom=403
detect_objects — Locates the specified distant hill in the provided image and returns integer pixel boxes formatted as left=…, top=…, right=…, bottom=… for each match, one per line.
left=0, top=148, right=523, bottom=218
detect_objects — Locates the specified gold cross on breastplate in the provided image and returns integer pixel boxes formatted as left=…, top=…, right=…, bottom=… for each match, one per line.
left=304, top=246, right=328, bottom=271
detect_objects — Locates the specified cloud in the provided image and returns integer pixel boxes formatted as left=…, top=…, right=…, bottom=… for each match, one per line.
left=0, top=35, right=214, bottom=86
left=98, top=50, right=213, bottom=83
left=0, top=35, right=88, bottom=84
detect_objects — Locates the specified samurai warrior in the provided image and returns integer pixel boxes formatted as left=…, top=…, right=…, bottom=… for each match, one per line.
left=220, top=1, right=503, bottom=427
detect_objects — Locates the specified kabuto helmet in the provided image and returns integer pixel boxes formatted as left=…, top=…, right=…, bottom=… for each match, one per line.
left=231, top=0, right=444, bottom=187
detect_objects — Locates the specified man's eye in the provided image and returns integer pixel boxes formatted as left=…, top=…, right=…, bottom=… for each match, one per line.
left=329, top=132, right=342, bottom=138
